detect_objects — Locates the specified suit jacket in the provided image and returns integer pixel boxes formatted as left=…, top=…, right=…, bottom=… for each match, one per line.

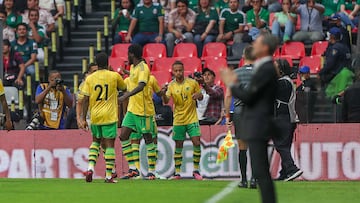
left=231, top=57, right=278, bottom=141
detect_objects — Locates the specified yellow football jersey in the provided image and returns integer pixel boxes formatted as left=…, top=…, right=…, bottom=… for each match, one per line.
left=127, top=61, right=154, bottom=116
left=0, top=80, right=4, bottom=96
left=166, top=78, right=201, bottom=125
left=80, top=69, right=126, bottom=125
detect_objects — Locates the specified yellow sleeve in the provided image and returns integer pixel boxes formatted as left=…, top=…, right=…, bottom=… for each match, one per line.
left=117, top=74, right=127, bottom=91
left=151, top=76, right=161, bottom=93
left=165, top=83, right=172, bottom=98
left=194, top=80, right=201, bottom=94
left=0, top=80, right=4, bottom=96
left=80, top=78, right=90, bottom=96
left=138, top=64, right=150, bottom=84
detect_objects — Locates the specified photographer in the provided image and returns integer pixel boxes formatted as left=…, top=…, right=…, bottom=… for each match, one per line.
left=195, top=68, right=224, bottom=125
left=34, top=70, right=73, bottom=129
left=0, top=79, right=13, bottom=131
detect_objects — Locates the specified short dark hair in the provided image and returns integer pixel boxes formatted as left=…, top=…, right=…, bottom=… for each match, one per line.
left=28, top=8, right=39, bottom=17
left=176, top=0, right=189, bottom=7
left=172, top=60, right=184, bottom=68
left=16, top=22, right=28, bottom=30
left=128, top=44, right=143, bottom=59
left=95, top=52, right=108, bottom=69
left=48, top=70, right=60, bottom=77
left=276, top=59, right=291, bottom=76
left=0, top=9, right=7, bottom=17
left=202, top=68, right=216, bottom=77
left=260, top=33, right=279, bottom=56
left=243, top=45, right=256, bottom=61
left=3, top=39, right=11, bottom=46
left=87, top=62, right=97, bottom=71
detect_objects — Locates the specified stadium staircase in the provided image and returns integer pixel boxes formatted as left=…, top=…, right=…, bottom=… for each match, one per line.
left=56, top=0, right=113, bottom=88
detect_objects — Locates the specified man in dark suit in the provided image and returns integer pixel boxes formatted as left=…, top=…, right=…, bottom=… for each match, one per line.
left=221, top=32, right=279, bottom=203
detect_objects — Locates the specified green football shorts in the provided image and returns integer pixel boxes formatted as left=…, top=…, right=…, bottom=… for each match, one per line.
left=122, top=111, right=154, bottom=135
left=130, top=116, right=158, bottom=140
left=90, top=122, right=117, bottom=139
left=172, top=122, right=201, bottom=141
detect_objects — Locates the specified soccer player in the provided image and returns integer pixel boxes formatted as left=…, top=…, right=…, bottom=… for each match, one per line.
left=0, top=79, right=13, bottom=131
left=162, top=61, right=204, bottom=180
left=77, top=52, right=127, bottom=183
left=119, top=44, right=157, bottom=180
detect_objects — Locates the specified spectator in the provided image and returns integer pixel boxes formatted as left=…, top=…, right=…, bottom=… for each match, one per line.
left=342, top=71, right=360, bottom=122
left=1, top=0, right=22, bottom=29
left=320, top=27, right=351, bottom=85
left=35, top=70, right=73, bottom=129
left=2, top=39, right=25, bottom=87
left=322, top=0, right=340, bottom=22
left=242, top=0, right=253, bottom=13
left=39, top=0, right=64, bottom=21
left=22, top=0, right=55, bottom=33
left=292, top=0, right=324, bottom=43
left=153, top=93, right=173, bottom=126
left=267, top=0, right=282, bottom=13
left=328, top=14, right=351, bottom=52
left=215, top=0, right=229, bottom=14
left=271, top=0, right=297, bottom=42
left=165, top=0, right=196, bottom=56
left=246, top=0, right=269, bottom=41
left=125, top=0, right=164, bottom=46
left=0, top=9, right=15, bottom=42
left=157, top=0, right=176, bottom=28
left=338, top=0, right=360, bottom=31
left=112, top=0, right=134, bottom=44
left=11, top=23, right=37, bottom=78
left=216, top=0, right=246, bottom=43
left=193, top=0, right=218, bottom=57
left=14, top=0, right=27, bottom=14
left=188, top=0, right=198, bottom=11
left=296, top=66, right=317, bottom=123
left=195, top=68, right=224, bottom=125
left=27, top=8, right=46, bottom=62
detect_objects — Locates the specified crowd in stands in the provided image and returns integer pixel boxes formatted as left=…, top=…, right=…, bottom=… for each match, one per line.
left=2, top=0, right=360, bottom=130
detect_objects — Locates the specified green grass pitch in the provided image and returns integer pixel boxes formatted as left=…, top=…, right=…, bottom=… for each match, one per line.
left=0, top=179, right=359, bottom=203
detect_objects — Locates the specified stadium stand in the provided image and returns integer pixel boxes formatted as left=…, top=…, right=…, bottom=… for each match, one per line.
left=200, top=42, right=227, bottom=61
left=172, top=43, right=198, bottom=59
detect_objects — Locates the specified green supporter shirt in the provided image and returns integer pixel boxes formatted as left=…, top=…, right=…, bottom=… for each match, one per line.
left=28, top=24, right=46, bottom=48
left=132, top=3, right=164, bottom=33
left=339, top=0, right=360, bottom=11
left=246, top=8, right=269, bottom=28
left=6, top=12, right=22, bottom=29
left=215, top=0, right=229, bottom=13
left=322, top=0, right=341, bottom=17
left=274, top=12, right=297, bottom=25
left=219, top=8, right=246, bottom=33
left=196, top=7, right=218, bottom=24
left=188, top=0, right=199, bottom=12
left=113, top=8, right=132, bottom=32
left=11, top=39, right=38, bottom=63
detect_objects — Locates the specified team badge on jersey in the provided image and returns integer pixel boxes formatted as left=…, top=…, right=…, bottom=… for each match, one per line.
left=153, top=8, right=158, bottom=15
left=234, top=18, right=238, bottom=22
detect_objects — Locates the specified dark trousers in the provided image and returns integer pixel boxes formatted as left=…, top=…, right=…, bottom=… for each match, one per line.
left=273, top=116, right=298, bottom=177
left=248, top=140, right=276, bottom=203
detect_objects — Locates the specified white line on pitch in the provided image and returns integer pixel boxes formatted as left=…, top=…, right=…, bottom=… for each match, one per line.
left=205, top=181, right=238, bottom=203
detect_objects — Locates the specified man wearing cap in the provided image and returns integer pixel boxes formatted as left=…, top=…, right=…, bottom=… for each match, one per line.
left=319, top=27, right=351, bottom=85
left=296, top=66, right=317, bottom=123
left=328, top=14, right=351, bottom=52
left=195, top=68, right=224, bottom=125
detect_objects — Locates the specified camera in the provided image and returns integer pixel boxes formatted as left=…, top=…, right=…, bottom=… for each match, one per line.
left=25, top=111, right=44, bottom=130
left=193, top=72, right=202, bottom=78
left=55, top=78, right=64, bottom=85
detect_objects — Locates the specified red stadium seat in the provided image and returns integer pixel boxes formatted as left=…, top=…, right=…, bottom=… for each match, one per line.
left=152, top=57, right=177, bottom=72
left=274, top=56, right=294, bottom=68
left=173, top=43, right=198, bottom=59
left=143, top=43, right=167, bottom=63
left=204, top=58, right=228, bottom=75
left=110, top=43, right=131, bottom=62
left=311, top=41, right=329, bottom=56
left=281, top=41, right=305, bottom=59
left=181, top=57, right=202, bottom=72
left=201, top=42, right=227, bottom=60
left=298, top=55, right=323, bottom=74
left=108, top=57, right=126, bottom=73
left=151, top=70, right=172, bottom=86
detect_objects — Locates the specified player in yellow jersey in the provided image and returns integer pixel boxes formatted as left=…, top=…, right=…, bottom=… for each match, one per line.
left=162, top=61, right=204, bottom=180
left=0, top=79, right=13, bottom=131
left=118, top=44, right=157, bottom=180
left=77, top=52, right=127, bottom=183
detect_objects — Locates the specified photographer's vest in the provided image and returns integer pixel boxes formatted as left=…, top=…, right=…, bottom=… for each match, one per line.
left=39, top=83, right=66, bottom=129
left=276, top=76, right=299, bottom=123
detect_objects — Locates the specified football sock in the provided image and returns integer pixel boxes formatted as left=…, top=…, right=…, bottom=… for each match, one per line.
left=193, top=145, right=201, bottom=171
left=121, top=140, right=136, bottom=170
left=88, top=142, right=100, bottom=171
left=174, top=148, right=183, bottom=174
left=154, top=143, right=158, bottom=163
left=132, top=143, right=140, bottom=170
left=104, top=147, right=115, bottom=179
left=146, top=142, right=156, bottom=173
left=239, top=150, right=248, bottom=182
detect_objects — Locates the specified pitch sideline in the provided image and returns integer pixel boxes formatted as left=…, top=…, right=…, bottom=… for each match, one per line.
left=205, top=181, right=238, bottom=203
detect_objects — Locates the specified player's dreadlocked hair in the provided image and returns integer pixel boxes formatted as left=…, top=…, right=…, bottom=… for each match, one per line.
left=128, top=44, right=143, bottom=60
